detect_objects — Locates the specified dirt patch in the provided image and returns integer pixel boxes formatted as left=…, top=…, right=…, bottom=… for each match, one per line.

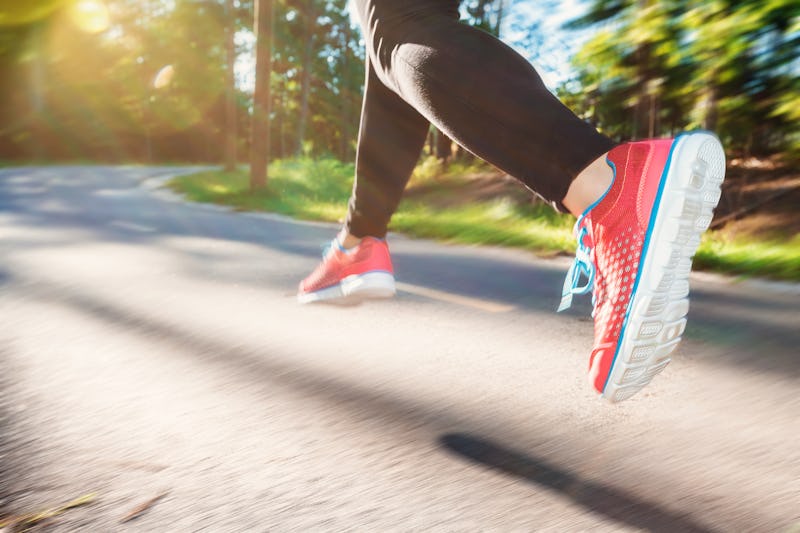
left=712, top=157, right=800, bottom=240
left=405, top=171, right=535, bottom=209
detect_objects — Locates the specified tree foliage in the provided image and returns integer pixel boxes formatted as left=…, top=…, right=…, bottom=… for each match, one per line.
left=560, top=0, right=800, bottom=158
left=0, top=0, right=364, bottom=163
left=0, top=0, right=796, bottom=165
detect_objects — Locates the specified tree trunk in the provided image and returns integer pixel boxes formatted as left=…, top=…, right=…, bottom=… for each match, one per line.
left=434, top=128, right=452, bottom=162
left=633, top=0, right=652, bottom=140
left=633, top=49, right=649, bottom=139
left=648, top=93, right=656, bottom=138
left=276, top=84, right=284, bottom=158
left=223, top=0, right=237, bottom=171
left=31, top=24, right=46, bottom=161
left=702, top=84, right=718, bottom=131
left=295, top=4, right=315, bottom=156
left=339, top=96, right=349, bottom=160
left=249, top=0, right=272, bottom=189
left=493, top=0, right=505, bottom=37
left=339, top=22, right=352, bottom=161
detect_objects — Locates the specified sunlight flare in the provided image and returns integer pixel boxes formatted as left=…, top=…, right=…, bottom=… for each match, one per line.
left=153, top=65, right=175, bottom=89
left=68, top=0, right=109, bottom=33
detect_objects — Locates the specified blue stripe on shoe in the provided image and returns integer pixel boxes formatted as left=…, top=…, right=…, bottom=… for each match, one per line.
left=600, top=133, right=687, bottom=394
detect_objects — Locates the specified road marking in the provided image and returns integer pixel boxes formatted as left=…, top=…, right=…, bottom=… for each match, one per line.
left=110, top=220, right=156, bottom=233
left=395, top=282, right=515, bottom=313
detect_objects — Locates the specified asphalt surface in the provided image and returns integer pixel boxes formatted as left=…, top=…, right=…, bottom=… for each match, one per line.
left=1, top=166, right=798, bottom=532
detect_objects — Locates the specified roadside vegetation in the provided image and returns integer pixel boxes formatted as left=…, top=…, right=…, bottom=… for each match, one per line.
left=169, top=157, right=800, bottom=282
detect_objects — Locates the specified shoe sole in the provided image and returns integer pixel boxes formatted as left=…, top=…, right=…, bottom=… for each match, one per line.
left=297, top=271, right=396, bottom=304
left=602, top=132, right=726, bottom=403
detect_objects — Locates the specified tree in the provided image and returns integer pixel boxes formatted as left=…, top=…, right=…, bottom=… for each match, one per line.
left=223, top=0, right=237, bottom=171
left=563, top=0, right=800, bottom=157
left=463, top=0, right=507, bottom=36
left=293, top=0, right=317, bottom=156
left=250, top=0, right=272, bottom=189
left=271, top=0, right=363, bottom=159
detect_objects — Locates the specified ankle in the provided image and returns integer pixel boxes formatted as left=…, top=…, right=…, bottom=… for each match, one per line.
left=337, top=230, right=363, bottom=250
left=562, top=153, right=614, bottom=218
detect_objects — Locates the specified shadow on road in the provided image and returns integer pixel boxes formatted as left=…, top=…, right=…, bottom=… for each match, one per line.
left=440, top=433, right=715, bottom=533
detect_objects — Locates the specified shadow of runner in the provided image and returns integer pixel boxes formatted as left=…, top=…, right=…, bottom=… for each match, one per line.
left=440, top=433, right=715, bottom=533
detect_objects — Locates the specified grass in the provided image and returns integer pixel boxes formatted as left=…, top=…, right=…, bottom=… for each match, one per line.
left=168, top=157, right=800, bottom=282
left=169, top=158, right=355, bottom=221
left=695, top=233, right=800, bottom=281
left=391, top=201, right=575, bottom=255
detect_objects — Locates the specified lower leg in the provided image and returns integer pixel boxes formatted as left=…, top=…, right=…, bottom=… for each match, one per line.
left=337, top=228, right=362, bottom=249
left=563, top=155, right=615, bottom=217
left=343, top=60, right=430, bottom=245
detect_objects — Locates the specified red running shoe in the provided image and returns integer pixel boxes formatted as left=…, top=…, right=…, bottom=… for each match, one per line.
left=559, top=132, right=726, bottom=402
left=298, top=236, right=396, bottom=304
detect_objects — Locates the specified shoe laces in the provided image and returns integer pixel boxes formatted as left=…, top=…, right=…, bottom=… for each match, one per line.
left=320, top=239, right=337, bottom=258
left=558, top=214, right=596, bottom=312
left=320, top=237, right=349, bottom=259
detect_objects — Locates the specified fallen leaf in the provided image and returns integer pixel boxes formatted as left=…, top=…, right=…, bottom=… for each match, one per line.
left=120, top=491, right=169, bottom=523
left=0, top=492, right=96, bottom=531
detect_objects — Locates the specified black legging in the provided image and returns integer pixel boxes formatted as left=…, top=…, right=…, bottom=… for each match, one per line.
left=345, top=0, right=616, bottom=238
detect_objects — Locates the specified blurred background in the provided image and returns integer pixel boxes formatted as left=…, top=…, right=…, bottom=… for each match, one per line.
left=1, top=0, right=798, bottom=165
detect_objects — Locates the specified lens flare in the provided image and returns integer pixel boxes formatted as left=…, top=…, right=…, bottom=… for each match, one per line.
left=153, top=65, right=175, bottom=89
left=68, top=0, right=109, bottom=33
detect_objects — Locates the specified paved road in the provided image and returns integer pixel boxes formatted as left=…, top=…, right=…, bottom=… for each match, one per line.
left=1, top=166, right=798, bottom=532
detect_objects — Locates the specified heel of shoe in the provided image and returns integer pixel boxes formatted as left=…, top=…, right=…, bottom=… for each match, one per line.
left=342, top=271, right=396, bottom=300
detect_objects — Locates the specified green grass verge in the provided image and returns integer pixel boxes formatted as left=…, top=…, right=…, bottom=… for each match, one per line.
left=695, top=234, right=800, bottom=281
left=168, top=159, right=354, bottom=221
left=168, top=157, right=800, bottom=282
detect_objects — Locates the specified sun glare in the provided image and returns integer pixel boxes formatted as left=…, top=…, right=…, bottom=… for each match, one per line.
left=68, top=0, right=109, bottom=33
left=153, top=65, right=175, bottom=89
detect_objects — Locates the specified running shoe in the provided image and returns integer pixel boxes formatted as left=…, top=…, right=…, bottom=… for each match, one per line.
left=559, top=132, right=726, bottom=402
left=298, top=236, right=396, bottom=304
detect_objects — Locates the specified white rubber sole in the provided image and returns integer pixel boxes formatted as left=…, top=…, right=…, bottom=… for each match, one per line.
left=297, top=271, right=396, bottom=304
left=602, top=132, right=726, bottom=403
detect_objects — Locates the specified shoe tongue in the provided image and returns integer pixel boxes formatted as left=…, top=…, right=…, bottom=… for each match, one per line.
left=588, top=144, right=627, bottom=222
left=592, top=142, right=656, bottom=224
left=599, top=139, right=675, bottom=227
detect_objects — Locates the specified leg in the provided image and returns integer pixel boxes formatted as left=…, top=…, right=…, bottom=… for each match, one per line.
left=345, top=59, right=430, bottom=239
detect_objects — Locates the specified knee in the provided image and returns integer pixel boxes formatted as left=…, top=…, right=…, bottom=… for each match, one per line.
left=360, top=1, right=459, bottom=52
left=361, top=0, right=459, bottom=74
